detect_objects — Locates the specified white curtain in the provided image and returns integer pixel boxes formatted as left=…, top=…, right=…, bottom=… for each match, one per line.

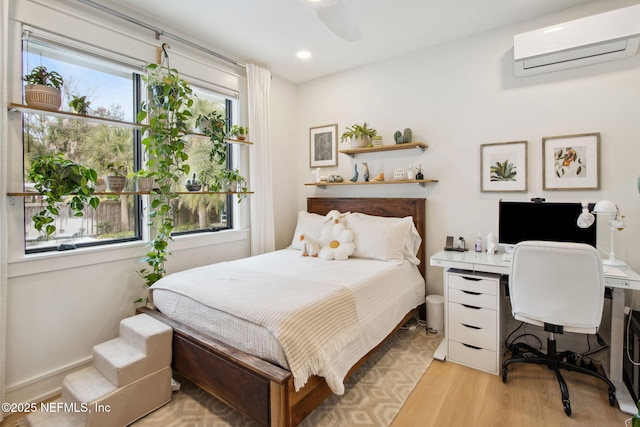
left=247, top=64, right=275, bottom=255
left=0, top=1, right=9, bottom=420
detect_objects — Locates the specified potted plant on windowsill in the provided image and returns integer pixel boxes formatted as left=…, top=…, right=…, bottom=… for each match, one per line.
left=106, top=161, right=128, bottom=192
left=184, top=172, right=202, bottom=192
left=229, top=124, right=248, bottom=141
left=23, top=66, right=64, bottom=111
left=69, top=95, right=91, bottom=115
left=27, top=153, right=100, bottom=237
left=127, top=169, right=155, bottom=192
left=213, top=168, right=248, bottom=202
left=340, top=122, right=377, bottom=149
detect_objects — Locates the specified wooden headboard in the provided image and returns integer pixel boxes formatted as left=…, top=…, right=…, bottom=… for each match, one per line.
left=307, top=197, right=426, bottom=279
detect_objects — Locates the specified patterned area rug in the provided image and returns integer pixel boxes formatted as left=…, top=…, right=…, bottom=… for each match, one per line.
left=134, top=327, right=442, bottom=426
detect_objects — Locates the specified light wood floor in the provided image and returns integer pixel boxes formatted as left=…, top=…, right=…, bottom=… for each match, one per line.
left=2, top=360, right=633, bottom=426
left=393, top=359, right=632, bottom=427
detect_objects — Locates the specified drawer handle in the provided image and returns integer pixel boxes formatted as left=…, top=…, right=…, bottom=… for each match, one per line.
left=462, top=343, right=482, bottom=350
left=461, top=276, right=482, bottom=281
left=462, top=304, right=481, bottom=310
left=462, top=323, right=481, bottom=330
left=462, top=290, right=481, bottom=295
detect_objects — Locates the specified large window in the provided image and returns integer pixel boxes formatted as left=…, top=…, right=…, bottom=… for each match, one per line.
left=21, top=38, right=237, bottom=253
left=174, top=88, right=234, bottom=234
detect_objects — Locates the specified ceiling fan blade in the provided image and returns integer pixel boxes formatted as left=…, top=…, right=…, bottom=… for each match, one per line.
left=314, top=0, right=363, bottom=42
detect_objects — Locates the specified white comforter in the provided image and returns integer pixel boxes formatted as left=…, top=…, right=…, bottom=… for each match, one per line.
left=150, top=249, right=425, bottom=394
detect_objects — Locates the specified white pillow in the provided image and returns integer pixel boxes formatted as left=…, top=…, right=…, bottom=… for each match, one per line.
left=289, top=211, right=326, bottom=250
left=347, top=212, right=422, bottom=265
left=346, top=213, right=421, bottom=265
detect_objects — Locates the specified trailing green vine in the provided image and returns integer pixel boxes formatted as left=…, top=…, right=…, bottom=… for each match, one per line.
left=135, top=44, right=249, bottom=297
left=136, top=53, right=194, bottom=289
left=28, top=153, right=99, bottom=237
left=196, top=111, right=227, bottom=165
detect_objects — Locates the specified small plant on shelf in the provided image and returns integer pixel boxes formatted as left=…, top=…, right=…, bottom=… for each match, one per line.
left=340, top=122, right=376, bottom=148
left=27, top=153, right=100, bottom=237
left=23, top=66, right=64, bottom=111
left=229, top=125, right=248, bottom=141
left=127, top=169, right=156, bottom=192
left=185, top=173, right=202, bottom=192
left=213, top=168, right=248, bottom=202
left=23, top=66, right=64, bottom=88
left=69, top=95, right=91, bottom=115
left=106, top=161, right=128, bottom=192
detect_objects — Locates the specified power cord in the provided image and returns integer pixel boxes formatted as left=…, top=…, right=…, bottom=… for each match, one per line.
left=625, top=293, right=640, bottom=366
left=401, top=312, right=430, bottom=332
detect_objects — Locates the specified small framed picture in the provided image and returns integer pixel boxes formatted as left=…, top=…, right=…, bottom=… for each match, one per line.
left=480, top=141, right=528, bottom=192
left=309, top=124, right=338, bottom=168
left=542, top=133, right=600, bottom=190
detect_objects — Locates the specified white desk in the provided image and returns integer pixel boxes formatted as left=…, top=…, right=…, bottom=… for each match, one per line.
left=430, top=249, right=640, bottom=415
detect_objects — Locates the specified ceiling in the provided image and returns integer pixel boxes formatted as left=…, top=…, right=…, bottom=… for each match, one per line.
left=93, top=0, right=599, bottom=84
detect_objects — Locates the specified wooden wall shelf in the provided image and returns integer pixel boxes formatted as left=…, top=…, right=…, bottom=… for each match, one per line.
left=305, top=179, right=438, bottom=188
left=8, top=103, right=143, bottom=129
left=7, top=191, right=253, bottom=197
left=339, top=142, right=427, bottom=156
left=187, top=132, right=253, bottom=145
left=8, top=104, right=253, bottom=145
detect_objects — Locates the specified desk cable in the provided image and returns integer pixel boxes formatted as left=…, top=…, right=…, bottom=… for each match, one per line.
left=625, top=294, right=640, bottom=366
left=504, top=321, right=608, bottom=369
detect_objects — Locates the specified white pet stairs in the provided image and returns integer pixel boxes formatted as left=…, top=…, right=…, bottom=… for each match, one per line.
left=28, top=313, right=173, bottom=426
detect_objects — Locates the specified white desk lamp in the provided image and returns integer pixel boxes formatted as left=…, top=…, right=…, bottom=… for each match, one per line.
left=592, top=200, right=626, bottom=267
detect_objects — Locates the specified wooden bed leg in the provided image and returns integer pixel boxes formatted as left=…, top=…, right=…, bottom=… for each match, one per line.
left=271, top=379, right=288, bottom=427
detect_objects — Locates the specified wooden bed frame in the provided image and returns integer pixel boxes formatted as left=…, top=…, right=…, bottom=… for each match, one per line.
left=138, top=197, right=426, bottom=426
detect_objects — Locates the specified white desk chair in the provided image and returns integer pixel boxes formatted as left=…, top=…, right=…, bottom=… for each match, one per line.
left=501, top=240, right=616, bottom=416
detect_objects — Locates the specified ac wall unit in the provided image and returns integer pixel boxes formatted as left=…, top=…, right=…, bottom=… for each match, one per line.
left=514, top=4, right=640, bottom=77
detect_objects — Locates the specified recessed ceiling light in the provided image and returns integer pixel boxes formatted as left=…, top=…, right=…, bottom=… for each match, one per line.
left=296, top=50, right=312, bottom=59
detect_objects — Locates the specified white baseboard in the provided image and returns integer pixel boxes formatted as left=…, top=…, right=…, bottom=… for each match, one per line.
left=5, top=357, right=92, bottom=408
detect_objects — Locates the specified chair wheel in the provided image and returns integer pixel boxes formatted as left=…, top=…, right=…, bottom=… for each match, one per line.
left=563, top=400, right=571, bottom=416
left=609, top=390, right=617, bottom=406
left=501, top=367, right=507, bottom=383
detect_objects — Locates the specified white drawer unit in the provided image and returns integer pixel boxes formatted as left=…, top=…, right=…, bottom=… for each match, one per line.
left=445, top=269, right=504, bottom=375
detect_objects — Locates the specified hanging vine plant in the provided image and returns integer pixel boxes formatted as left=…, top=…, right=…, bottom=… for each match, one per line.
left=136, top=44, right=194, bottom=291
left=196, top=111, right=227, bottom=165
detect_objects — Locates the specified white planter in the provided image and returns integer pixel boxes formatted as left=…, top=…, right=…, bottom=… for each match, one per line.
left=136, top=177, right=154, bottom=192
left=351, top=136, right=371, bottom=149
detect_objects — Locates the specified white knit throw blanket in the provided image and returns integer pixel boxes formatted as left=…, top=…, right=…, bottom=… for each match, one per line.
left=150, top=262, right=360, bottom=391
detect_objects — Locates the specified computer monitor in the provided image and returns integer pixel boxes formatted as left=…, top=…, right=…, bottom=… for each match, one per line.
left=498, top=201, right=596, bottom=252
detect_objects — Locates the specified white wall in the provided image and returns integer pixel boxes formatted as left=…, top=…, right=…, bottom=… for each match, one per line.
left=293, top=0, right=640, bottom=299
left=269, top=76, right=300, bottom=250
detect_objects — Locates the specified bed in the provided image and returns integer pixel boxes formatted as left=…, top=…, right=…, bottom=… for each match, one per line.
left=137, top=197, right=427, bottom=426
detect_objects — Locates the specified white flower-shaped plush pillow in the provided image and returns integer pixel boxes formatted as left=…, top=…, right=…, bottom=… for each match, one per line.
left=318, top=222, right=355, bottom=261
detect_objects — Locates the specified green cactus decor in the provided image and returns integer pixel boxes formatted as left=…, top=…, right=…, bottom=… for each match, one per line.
left=394, top=130, right=404, bottom=144
left=403, top=128, right=412, bottom=143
